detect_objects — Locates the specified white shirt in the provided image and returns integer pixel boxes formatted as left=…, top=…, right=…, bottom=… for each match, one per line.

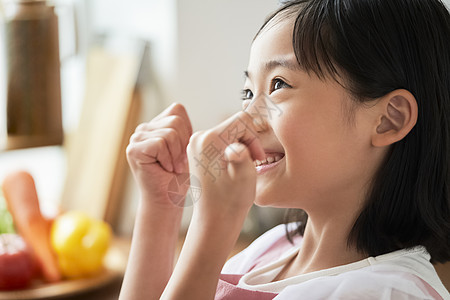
left=222, top=224, right=450, bottom=300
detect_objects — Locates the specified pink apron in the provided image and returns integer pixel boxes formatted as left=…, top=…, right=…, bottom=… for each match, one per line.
left=215, top=274, right=278, bottom=300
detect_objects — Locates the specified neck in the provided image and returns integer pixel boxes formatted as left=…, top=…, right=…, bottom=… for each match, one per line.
left=297, top=215, right=367, bottom=273
left=274, top=163, right=379, bottom=280
left=275, top=211, right=367, bottom=280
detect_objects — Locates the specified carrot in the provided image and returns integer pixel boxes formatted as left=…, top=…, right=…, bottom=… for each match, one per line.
left=2, top=171, right=61, bottom=282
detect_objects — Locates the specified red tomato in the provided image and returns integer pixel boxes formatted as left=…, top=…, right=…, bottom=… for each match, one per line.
left=0, top=234, right=36, bottom=290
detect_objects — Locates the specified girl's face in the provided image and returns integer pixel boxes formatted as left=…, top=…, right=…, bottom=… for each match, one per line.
left=244, top=19, right=384, bottom=216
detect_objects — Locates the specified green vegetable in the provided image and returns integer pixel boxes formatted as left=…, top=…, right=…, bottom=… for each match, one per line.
left=0, top=189, right=15, bottom=234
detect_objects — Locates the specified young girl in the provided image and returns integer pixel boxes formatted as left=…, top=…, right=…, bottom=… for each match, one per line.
left=120, top=0, right=450, bottom=299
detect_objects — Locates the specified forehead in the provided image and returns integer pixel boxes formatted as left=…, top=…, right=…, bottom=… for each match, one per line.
left=248, top=19, right=296, bottom=72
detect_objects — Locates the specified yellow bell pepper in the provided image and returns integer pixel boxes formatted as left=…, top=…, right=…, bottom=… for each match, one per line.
left=50, top=211, right=111, bottom=279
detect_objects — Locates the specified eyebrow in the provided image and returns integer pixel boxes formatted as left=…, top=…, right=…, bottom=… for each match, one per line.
left=244, top=58, right=300, bottom=79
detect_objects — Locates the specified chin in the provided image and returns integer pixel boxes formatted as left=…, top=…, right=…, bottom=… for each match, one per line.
left=254, top=184, right=273, bottom=206
left=254, top=185, right=302, bottom=209
left=254, top=190, right=284, bottom=207
left=254, top=198, right=271, bottom=207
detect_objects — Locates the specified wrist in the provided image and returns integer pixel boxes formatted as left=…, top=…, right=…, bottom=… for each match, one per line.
left=139, top=191, right=185, bottom=212
left=193, top=201, right=250, bottom=226
left=189, top=206, right=249, bottom=248
left=136, top=198, right=183, bottom=237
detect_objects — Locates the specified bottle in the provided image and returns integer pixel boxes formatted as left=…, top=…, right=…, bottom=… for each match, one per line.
left=1, top=0, right=63, bottom=150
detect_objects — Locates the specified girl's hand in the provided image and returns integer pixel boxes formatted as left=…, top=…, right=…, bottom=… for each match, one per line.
left=161, top=111, right=266, bottom=300
left=187, top=110, right=266, bottom=217
left=126, top=103, right=193, bottom=208
left=121, top=103, right=192, bottom=300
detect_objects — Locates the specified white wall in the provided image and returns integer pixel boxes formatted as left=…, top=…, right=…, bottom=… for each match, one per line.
left=175, top=0, right=278, bottom=130
left=89, top=0, right=177, bottom=99
left=88, top=0, right=278, bottom=131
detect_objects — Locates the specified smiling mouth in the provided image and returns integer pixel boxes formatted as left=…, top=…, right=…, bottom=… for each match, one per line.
left=254, top=152, right=285, bottom=167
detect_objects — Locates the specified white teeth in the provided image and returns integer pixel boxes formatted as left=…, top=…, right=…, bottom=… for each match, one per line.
left=254, top=155, right=283, bottom=167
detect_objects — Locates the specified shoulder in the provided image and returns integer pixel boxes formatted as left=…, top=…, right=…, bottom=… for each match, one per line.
left=368, top=246, right=448, bottom=299
left=222, top=224, right=301, bottom=274
left=277, top=268, right=441, bottom=300
left=276, top=247, right=448, bottom=300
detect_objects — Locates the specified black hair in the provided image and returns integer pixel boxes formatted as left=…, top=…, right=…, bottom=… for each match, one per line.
left=258, top=0, right=450, bottom=263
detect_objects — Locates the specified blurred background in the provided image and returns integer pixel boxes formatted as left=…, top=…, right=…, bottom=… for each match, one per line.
left=1, top=0, right=450, bottom=238
left=0, top=0, right=288, bottom=239
left=0, top=1, right=449, bottom=298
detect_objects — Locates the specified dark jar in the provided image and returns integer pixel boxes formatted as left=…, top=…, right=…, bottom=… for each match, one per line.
left=1, top=0, right=63, bottom=150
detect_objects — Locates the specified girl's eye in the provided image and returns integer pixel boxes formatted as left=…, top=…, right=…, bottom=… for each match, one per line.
left=241, top=89, right=253, bottom=100
left=271, top=78, right=291, bottom=93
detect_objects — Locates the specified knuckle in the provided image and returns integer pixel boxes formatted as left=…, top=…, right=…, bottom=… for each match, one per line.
left=186, top=134, right=200, bottom=155
left=204, top=129, right=214, bottom=136
left=189, top=131, right=202, bottom=144
left=135, top=122, right=147, bottom=132
left=201, top=130, right=219, bottom=146
left=167, top=102, right=187, bottom=117
left=167, top=115, right=183, bottom=130
left=155, top=136, right=166, bottom=148
left=165, top=127, right=179, bottom=142
left=129, top=132, right=142, bottom=143
left=189, top=131, right=212, bottom=152
left=196, top=130, right=215, bottom=148
left=126, top=143, right=137, bottom=158
left=171, top=102, right=187, bottom=114
left=237, top=110, right=251, bottom=122
left=186, top=140, right=193, bottom=155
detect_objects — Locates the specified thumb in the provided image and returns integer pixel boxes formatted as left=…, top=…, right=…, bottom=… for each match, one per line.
left=224, top=143, right=255, bottom=179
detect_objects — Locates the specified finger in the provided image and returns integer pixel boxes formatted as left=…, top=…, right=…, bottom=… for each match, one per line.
left=224, top=143, right=255, bottom=180
left=130, top=127, right=186, bottom=174
left=211, top=111, right=265, bottom=161
left=129, top=137, right=174, bottom=173
left=147, top=128, right=184, bottom=173
left=152, top=103, right=193, bottom=136
left=154, top=137, right=176, bottom=173
left=174, top=153, right=189, bottom=174
left=138, top=115, right=191, bottom=152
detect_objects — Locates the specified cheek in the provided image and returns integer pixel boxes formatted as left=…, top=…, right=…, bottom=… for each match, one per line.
left=276, top=108, right=356, bottom=194
left=277, top=109, right=330, bottom=164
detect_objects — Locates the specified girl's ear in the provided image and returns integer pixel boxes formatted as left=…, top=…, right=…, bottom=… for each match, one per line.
left=371, top=89, right=418, bottom=147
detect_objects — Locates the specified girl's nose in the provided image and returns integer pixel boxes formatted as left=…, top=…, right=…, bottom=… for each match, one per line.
left=242, top=93, right=276, bottom=132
